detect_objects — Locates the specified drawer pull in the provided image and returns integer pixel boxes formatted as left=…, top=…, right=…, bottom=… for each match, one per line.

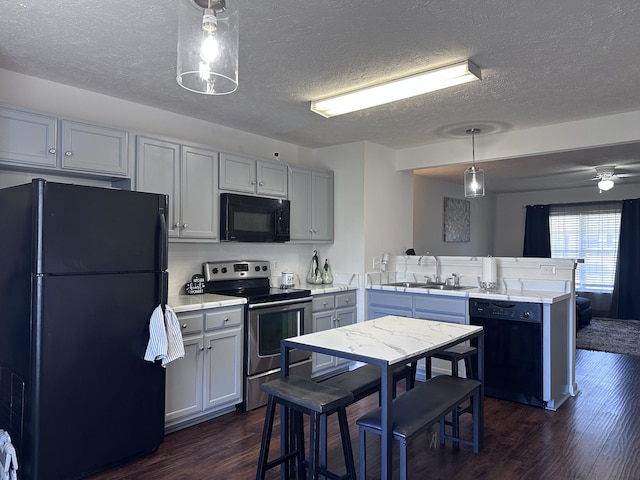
left=182, top=324, right=187, bottom=329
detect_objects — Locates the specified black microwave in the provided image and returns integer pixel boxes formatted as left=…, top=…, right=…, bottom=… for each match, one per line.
left=220, top=193, right=290, bottom=242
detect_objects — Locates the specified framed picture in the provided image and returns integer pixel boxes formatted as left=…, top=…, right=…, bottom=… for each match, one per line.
left=443, top=197, right=470, bottom=242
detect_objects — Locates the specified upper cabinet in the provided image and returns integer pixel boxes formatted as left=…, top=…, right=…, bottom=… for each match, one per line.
left=219, top=153, right=287, bottom=198
left=0, top=105, right=129, bottom=178
left=288, top=166, right=334, bottom=242
left=0, top=106, right=57, bottom=168
left=59, top=120, right=128, bottom=177
left=136, top=136, right=218, bottom=241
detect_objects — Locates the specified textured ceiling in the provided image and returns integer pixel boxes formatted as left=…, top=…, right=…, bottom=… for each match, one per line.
left=2, top=0, right=640, bottom=192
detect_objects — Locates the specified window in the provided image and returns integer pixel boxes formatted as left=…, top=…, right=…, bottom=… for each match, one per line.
left=550, top=203, right=622, bottom=293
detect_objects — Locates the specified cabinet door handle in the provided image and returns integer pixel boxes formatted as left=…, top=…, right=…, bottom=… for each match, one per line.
left=173, top=223, right=180, bottom=230
left=182, top=324, right=187, bottom=329
left=64, top=151, right=72, bottom=157
left=251, top=180, right=257, bottom=185
left=207, top=345, right=212, bottom=350
left=183, top=223, right=188, bottom=229
left=48, top=148, right=56, bottom=154
left=200, top=346, right=204, bottom=351
left=258, top=181, right=264, bottom=186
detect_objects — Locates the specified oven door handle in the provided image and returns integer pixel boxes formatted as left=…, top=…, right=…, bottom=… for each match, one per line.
left=249, top=297, right=312, bottom=309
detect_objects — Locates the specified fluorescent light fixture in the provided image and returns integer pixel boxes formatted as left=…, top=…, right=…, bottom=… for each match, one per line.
left=310, top=60, right=481, bottom=118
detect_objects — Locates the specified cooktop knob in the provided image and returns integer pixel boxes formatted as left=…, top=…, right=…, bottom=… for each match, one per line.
left=221, top=267, right=227, bottom=273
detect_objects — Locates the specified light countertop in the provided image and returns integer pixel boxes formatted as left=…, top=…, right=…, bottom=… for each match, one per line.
left=306, top=283, right=358, bottom=295
left=168, top=294, right=247, bottom=313
left=168, top=284, right=356, bottom=313
left=367, top=284, right=571, bottom=304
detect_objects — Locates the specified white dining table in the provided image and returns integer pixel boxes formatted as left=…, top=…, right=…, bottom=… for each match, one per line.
left=280, top=315, right=484, bottom=480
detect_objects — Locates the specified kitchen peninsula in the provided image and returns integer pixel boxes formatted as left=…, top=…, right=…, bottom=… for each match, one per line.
left=366, top=255, right=578, bottom=411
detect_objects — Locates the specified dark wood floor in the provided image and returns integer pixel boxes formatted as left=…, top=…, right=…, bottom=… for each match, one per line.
left=89, top=349, right=640, bottom=479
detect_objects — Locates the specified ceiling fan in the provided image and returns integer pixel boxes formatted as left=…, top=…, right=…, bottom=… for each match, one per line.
left=591, top=165, right=635, bottom=192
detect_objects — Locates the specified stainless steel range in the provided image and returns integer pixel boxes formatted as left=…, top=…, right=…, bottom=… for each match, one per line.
left=203, top=260, right=312, bottom=411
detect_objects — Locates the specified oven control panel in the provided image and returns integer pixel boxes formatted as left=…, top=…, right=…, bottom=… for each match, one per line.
left=203, top=260, right=271, bottom=282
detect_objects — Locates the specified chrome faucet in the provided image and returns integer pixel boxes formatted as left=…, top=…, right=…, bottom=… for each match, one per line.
left=425, top=252, right=441, bottom=284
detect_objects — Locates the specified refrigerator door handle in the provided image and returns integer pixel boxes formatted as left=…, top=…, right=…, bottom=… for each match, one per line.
left=159, top=211, right=168, bottom=272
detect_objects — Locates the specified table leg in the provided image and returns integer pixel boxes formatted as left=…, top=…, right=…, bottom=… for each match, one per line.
left=381, top=364, right=393, bottom=480
left=280, top=344, right=291, bottom=480
left=477, top=332, right=484, bottom=444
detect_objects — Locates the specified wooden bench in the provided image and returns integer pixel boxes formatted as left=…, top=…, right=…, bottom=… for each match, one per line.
left=356, top=375, right=482, bottom=480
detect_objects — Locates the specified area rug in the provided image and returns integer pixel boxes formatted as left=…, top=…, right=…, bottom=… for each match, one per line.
left=576, top=317, right=640, bottom=356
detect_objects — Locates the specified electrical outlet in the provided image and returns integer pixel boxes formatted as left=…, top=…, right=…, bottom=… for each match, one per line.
left=541, top=265, right=555, bottom=274
left=373, top=257, right=381, bottom=269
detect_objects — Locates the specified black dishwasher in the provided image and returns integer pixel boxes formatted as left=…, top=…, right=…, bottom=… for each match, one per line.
left=469, top=299, right=545, bottom=408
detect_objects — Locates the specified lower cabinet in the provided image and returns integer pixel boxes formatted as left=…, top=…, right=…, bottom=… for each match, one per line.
left=311, top=291, right=357, bottom=378
left=366, top=289, right=469, bottom=378
left=165, top=305, right=243, bottom=431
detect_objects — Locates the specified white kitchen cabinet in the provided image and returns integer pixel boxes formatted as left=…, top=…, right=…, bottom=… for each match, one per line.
left=311, top=291, right=357, bottom=377
left=165, top=305, right=243, bottom=431
left=0, top=105, right=129, bottom=178
left=219, top=153, right=287, bottom=198
left=59, top=120, right=128, bottom=177
left=0, top=106, right=58, bottom=168
left=288, top=167, right=334, bottom=242
left=136, top=136, right=218, bottom=241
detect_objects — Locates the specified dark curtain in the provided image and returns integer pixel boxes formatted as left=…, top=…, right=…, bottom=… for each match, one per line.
left=611, top=198, right=640, bottom=320
left=523, top=205, right=551, bottom=257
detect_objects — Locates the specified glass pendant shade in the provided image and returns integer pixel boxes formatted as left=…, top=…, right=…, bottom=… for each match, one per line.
left=598, top=178, right=614, bottom=191
left=464, top=166, right=485, bottom=197
left=177, top=0, right=238, bottom=95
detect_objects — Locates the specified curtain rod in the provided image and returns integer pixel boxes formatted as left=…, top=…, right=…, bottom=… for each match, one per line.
left=526, top=199, right=629, bottom=209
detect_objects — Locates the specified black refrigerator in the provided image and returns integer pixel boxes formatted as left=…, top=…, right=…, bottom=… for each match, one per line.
left=0, top=179, right=169, bottom=480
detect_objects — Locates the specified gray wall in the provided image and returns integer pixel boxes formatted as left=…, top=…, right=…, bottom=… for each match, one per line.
left=413, top=176, right=495, bottom=257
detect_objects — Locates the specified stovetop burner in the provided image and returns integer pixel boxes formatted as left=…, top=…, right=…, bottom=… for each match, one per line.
left=202, top=260, right=311, bottom=304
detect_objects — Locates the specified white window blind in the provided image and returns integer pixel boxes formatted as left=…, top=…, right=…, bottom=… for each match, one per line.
left=550, top=202, right=622, bottom=293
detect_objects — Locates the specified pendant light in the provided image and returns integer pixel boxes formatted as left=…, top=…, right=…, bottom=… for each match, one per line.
left=464, top=128, right=485, bottom=198
left=176, top=0, right=238, bottom=95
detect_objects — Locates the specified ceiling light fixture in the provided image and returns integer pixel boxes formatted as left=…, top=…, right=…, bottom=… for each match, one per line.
left=176, top=0, right=238, bottom=95
left=464, top=128, right=485, bottom=198
left=597, top=178, right=614, bottom=192
left=594, top=166, right=616, bottom=193
left=310, top=60, right=481, bottom=118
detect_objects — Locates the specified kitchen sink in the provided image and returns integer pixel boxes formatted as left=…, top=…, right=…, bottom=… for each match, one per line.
left=382, top=282, right=474, bottom=291
left=383, top=282, right=427, bottom=288
left=420, top=284, right=474, bottom=291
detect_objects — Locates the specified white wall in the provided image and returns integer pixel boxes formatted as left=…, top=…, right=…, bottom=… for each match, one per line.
left=363, top=142, right=414, bottom=263
left=494, top=183, right=640, bottom=257
left=413, top=176, right=495, bottom=256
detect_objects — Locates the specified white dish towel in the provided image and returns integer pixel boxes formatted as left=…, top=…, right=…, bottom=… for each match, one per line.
left=0, top=429, right=18, bottom=480
left=144, top=305, right=185, bottom=367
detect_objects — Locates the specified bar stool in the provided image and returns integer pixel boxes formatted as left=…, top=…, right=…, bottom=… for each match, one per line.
left=426, top=345, right=477, bottom=448
left=256, top=375, right=357, bottom=480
